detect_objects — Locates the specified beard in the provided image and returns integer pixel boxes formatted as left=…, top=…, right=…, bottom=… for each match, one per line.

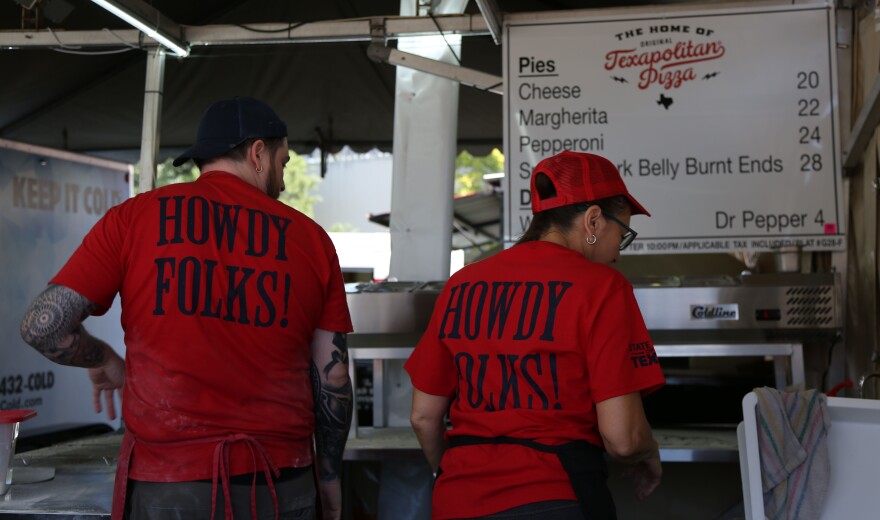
left=265, top=164, right=284, bottom=200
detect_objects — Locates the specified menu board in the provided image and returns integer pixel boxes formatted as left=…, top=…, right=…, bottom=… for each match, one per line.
left=503, top=3, right=844, bottom=253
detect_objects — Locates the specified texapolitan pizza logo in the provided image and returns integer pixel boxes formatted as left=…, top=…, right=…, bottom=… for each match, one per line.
left=604, top=23, right=726, bottom=109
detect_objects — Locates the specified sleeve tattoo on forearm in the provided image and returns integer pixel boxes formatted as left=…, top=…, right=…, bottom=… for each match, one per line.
left=20, top=284, right=104, bottom=367
left=311, top=332, right=352, bottom=482
left=324, top=332, right=349, bottom=376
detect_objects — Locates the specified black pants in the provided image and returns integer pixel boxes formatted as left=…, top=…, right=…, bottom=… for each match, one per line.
left=462, top=500, right=585, bottom=520
left=448, top=436, right=615, bottom=520
left=125, top=467, right=316, bottom=520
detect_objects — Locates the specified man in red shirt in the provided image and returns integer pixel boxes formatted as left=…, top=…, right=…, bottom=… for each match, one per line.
left=20, top=96, right=353, bottom=520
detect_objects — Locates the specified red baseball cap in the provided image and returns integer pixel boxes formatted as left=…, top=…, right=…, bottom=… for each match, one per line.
left=530, top=150, right=650, bottom=216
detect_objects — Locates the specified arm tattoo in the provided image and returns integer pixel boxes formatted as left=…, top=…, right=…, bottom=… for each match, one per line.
left=323, top=332, right=349, bottom=376
left=310, top=332, right=353, bottom=482
left=20, top=284, right=105, bottom=367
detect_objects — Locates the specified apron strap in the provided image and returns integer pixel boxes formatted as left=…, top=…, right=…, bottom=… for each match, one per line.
left=209, top=433, right=281, bottom=520
left=112, top=432, right=282, bottom=520
left=448, top=435, right=617, bottom=520
left=110, top=429, right=136, bottom=520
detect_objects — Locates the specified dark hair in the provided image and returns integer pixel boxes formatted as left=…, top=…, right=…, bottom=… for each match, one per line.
left=516, top=173, right=630, bottom=244
left=194, top=137, right=286, bottom=170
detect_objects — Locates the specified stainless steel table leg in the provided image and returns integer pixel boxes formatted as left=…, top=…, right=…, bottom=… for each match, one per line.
left=789, top=343, right=805, bottom=388
left=773, top=356, right=787, bottom=389
left=373, top=359, right=385, bottom=428
left=772, top=343, right=805, bottom=389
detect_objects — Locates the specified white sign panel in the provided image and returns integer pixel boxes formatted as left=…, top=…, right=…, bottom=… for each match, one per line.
left=0, top=141, right=129, bottom=433
left=503, top=3, right=844, bottom=254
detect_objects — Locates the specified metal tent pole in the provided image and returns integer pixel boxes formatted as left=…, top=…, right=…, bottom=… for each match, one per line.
left=138, top=47, right=165, bottom=193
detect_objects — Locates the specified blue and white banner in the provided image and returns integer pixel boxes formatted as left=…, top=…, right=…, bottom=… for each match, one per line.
left=0, top=139, right=129, bottom=433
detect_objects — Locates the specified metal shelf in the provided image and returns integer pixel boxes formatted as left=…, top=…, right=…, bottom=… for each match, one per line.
left=350, top=342, right=805, bottom=427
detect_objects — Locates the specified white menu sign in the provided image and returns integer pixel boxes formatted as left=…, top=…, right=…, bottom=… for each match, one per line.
left=503, top=3, right=844, bottom=254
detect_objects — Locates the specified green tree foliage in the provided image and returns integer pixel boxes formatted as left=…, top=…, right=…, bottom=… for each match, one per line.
left=131, top=159, right=198, bottom=192
left=454, top=148, right=504, bottom=196
left=278, top=151, right=321, bottom=217
left=138, top=151, right=322, bottom=217
left=328, top=222, right=356, bottom=232
left=156, top=159, right=198, bottom=187
left=452, top=148, right=505, bottom=264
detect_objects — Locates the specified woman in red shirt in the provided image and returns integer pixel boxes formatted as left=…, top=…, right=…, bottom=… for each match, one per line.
left=405, top=150, right=665, bottom=519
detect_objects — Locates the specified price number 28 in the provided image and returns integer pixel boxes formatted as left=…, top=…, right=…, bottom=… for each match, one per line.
left=797, top=70, right=823, bottom=173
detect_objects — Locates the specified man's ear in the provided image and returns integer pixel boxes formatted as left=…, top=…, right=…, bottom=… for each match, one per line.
left=248, top=140, right=267, bottom=171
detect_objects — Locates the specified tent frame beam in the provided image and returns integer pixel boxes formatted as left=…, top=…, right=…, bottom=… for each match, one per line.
left=89, top=0, right=188, bottom=56
left=474, top=0, right=502, bottom=44
left=0, top=14, right=490, bottom=50
left=367, top=44, right=503, bottom=95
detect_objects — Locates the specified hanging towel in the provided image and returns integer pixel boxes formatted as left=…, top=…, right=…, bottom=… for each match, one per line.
left=753, top=387, right=831, bottom=520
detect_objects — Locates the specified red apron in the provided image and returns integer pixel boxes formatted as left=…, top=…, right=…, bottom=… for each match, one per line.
left=111, top=430, right=281, bottom=520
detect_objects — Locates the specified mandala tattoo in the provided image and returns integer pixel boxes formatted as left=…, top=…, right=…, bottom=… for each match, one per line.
left=20, top=285, right=103, bottom=367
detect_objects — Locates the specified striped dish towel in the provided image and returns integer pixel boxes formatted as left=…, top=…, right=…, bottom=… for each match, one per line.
left=754, top=387, right=831, bottom=520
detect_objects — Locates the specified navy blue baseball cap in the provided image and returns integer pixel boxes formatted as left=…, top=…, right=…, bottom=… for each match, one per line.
left=173, top=96, right=288, bottom=166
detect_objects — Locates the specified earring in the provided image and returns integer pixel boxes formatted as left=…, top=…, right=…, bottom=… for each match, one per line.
left=255, top=165, right=263, bottom=173
left=586, top=234, right=597, bottom=245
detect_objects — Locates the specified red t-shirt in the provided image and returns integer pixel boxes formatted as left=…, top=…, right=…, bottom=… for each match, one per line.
left=51, top=171, right=353, bottom=481
left=405, top=241, right=664, bottom=519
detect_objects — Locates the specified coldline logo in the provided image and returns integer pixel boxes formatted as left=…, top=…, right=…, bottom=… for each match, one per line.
left=690, top=304, right=739, bottom=320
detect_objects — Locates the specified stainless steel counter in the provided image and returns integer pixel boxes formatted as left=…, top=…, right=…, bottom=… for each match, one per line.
left=0, top=423, right=738, bottom=517
left=0, top=433, right=118, bottom=518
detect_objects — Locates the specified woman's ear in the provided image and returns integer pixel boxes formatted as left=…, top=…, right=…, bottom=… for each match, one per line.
left=582, top=205, right=603, bottom=235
